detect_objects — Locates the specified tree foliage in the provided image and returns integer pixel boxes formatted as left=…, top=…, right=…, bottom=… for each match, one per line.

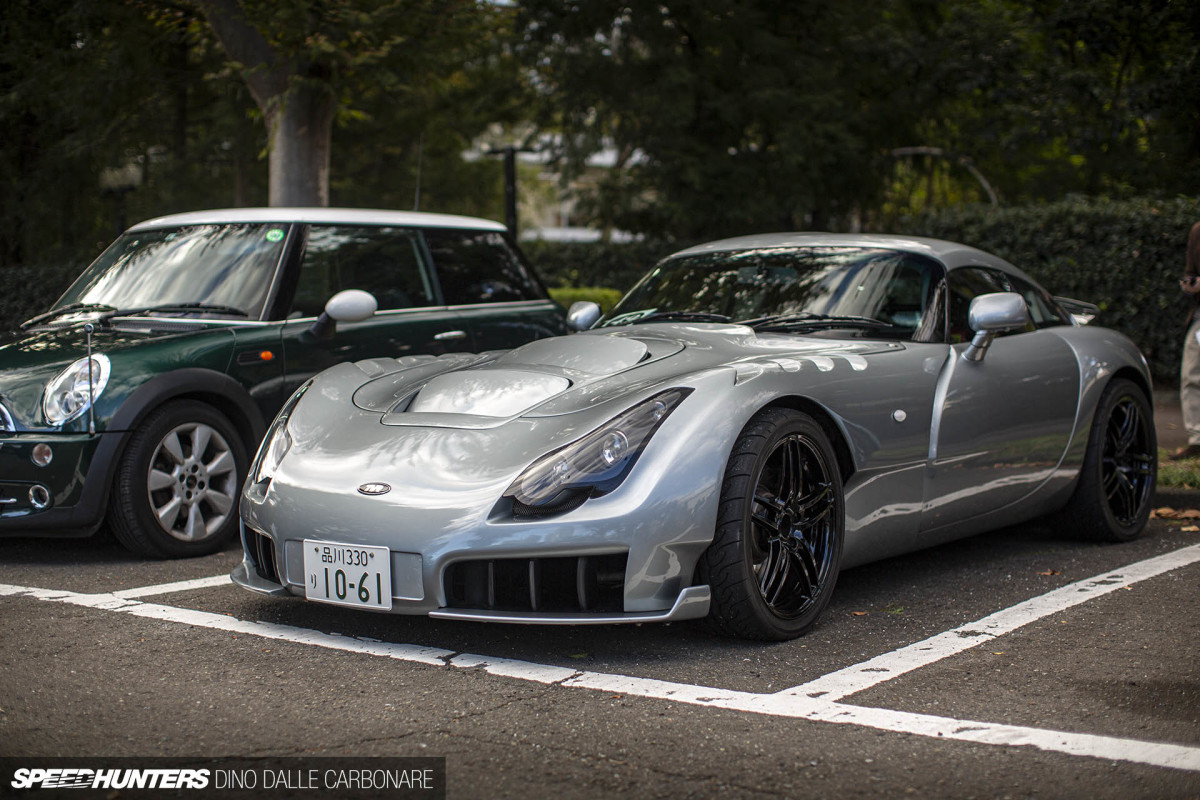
left=193, top=0, right=510, bottom=206
left=515, top=0, right=911, bottom=239
left=0, top=0, right=1196, bottom=276
left=515, top=0, right=1200, bottom=238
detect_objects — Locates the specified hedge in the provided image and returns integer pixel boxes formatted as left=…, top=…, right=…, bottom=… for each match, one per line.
left=898, top=196, right=1200, bottom=384
left=547, top=286, right=624, bottom=313
left=525, top=198, right=1200, bottom=383
left=523, top=238, right=679, bottom=294
left=4, top=198, right=1197, bottom=383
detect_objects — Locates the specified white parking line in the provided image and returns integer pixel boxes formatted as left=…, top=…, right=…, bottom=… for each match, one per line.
left=111, top=574, right=232, bottom=599
left=780, top=543, right=1200, bottom=702
left=3, top=542, right=1199, bottom=773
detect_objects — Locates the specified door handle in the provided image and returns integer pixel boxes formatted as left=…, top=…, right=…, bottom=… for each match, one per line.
left=434, top=330, right=468, bottom=341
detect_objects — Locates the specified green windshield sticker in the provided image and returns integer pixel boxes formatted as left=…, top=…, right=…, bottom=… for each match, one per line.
left=266, top=229, right=284, bottom=243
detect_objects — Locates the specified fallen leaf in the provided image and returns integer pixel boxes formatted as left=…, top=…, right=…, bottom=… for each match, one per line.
left=851, top=611, right=869, bottom=616
left=569, top=653, right=588, bottom=659
left=1037, top=569, right=1061, bottom=576
left=992, top=652, right=1005, bottom=655
left=1182, top=525, right=1199, bottom=532
left=1152, top=507, right=1200, bottom=520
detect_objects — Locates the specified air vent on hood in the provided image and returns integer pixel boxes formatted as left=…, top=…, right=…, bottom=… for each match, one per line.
left=406, top=369, right=570, bottom=418
left=496, top=334, right=649, bottom=375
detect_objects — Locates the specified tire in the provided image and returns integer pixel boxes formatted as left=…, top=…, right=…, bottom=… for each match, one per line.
left=1060, top=378, right=1156, bottom=542
left=108, top=400, right=247, bottom=558
left=700, top=408, right=845, bottom=641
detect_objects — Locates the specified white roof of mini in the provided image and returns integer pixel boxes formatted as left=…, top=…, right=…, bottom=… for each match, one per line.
left=129, top=207, right=507, bottom=233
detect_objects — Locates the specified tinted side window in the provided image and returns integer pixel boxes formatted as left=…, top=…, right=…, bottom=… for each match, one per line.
left=1006, top=274, right=1072, bottom=329
left=424, top=229, right=546, bottom=305
left=290, top=226, right=434, bottom=317
left=946, top=267, right=1014, bottom=343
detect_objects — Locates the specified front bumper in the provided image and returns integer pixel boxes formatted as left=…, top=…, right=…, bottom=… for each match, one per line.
left=0, top=431, right=124, bottom=537
left=230, top=552, right=711, bottom=625
left=235, top=472, right=717, bottom=625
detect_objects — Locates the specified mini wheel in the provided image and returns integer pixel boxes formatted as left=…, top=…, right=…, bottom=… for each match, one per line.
left=700, top=408, right=845, bottom=641
left=108, top=400, right=247, bottom=558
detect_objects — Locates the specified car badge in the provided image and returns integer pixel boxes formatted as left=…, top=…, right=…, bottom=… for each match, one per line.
left=357, top=482, right=392, bottom=496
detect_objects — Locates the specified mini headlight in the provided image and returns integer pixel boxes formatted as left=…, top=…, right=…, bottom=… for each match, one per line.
left=43, top=354, right=110, bottom=426
left=249, top=381, right=310, bottom=486
left=506, top=388, right=691, bottom=509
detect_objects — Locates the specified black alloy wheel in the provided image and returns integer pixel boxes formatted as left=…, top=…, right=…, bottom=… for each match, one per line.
left=1101, top=392, right=1155, bottom=528
left=1060, top=378, right=1156, bottom=542
left=701, top=408, right=845, bottom=641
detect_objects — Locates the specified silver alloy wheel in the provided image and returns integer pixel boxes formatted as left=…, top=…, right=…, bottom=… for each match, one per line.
left=146, top=421, right=238, bottom=542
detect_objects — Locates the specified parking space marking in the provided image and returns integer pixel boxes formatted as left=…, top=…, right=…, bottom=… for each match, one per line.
left=4, top=542, right=1200, bottom=773
left=111, top=574, right=233, bottom=599
left=779, top=542, right=1200, bottom=702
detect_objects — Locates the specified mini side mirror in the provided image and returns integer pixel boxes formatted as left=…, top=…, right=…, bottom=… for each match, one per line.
left=567, top=301, right=602, bottom=332
left=309, top=289, right=378, bottom=338
left=963, top=292, right=1030, bottom=362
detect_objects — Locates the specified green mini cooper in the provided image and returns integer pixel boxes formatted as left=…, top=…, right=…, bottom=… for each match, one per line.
left=0, top=208, right=569, bottom=557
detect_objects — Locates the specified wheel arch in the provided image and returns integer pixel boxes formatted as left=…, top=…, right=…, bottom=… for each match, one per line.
left=758, top=395, right=856, bottom=485
left=1110, top=366, right=1152, bottom=407
left=108, top=368, right=267, bottom=450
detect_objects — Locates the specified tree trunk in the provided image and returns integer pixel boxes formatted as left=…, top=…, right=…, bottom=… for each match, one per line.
left=197, top=0, right=335, bottom=207
left=263, top=85, right=336, bottom=207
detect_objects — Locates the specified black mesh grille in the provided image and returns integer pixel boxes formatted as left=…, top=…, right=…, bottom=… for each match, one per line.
left=444, top=553, right=627, bottom=613
left=247, top=528, right=281, bottom=584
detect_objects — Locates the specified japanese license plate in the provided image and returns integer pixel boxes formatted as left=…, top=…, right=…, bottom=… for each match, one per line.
left=303, top=540, right=392, bottom=611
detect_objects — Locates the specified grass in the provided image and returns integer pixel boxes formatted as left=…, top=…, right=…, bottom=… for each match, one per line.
left=1157, top=449, right=1200, bottom=489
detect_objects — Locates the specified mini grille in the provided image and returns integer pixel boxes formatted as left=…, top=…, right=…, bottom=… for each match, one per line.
left=444, top=553, right=627, bottom=614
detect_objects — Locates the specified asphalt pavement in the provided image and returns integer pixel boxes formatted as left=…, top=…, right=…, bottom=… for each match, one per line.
left=0, top=396, right=1197, bottom=798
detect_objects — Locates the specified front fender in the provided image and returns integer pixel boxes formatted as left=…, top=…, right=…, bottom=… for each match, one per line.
left=107, top=368, right=266, bottom=444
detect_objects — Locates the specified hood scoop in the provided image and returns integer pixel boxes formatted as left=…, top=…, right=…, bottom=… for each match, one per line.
left=404, top=369, right=570, bottom=418
left=495, top=334, right=649, bottom=375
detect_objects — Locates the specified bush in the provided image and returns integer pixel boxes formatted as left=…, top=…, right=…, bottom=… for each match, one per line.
left=899, top=196, right=1200, bottom=383
left=548, top=287, right=624, bottom=313
left=524, top=238, right=679, bottom=292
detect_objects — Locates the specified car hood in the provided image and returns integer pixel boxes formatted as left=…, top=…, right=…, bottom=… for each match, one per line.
left=333, top=322, right=900, bottom=428
left=262, top=323, right=903, bottom=517
left=0, top=322, right=235, bottom=429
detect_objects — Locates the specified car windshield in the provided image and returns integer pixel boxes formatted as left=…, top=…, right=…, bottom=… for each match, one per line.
left=599, top=246, right=945, bottom=340
left=49, top=223, right=288, bottom=322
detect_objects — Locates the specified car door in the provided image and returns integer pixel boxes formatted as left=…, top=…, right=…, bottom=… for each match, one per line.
left=278, top=224, right=476, bottom=397
left=921, top=266, right=1080, bottom=533
left=422, top=228, right=572, bottom=350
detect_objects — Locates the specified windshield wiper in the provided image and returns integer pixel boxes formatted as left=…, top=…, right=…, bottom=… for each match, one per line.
left=98, top=303, right=250, bottom=322
left=629, top=310, right=732, bottom=325
left=742, top=313, right=892, bottom=331
left=20, top=303, right=117, bottom=330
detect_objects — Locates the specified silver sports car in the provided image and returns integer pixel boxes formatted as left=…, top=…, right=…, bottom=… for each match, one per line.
left=233, top=233, right=1156, bottom=640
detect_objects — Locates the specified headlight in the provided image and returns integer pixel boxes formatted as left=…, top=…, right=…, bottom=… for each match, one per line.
left=43, top=354, right=110, bottom=426
left=506, top=388, right=691, bottom=510
left=249, top=381, right=310, bottom=487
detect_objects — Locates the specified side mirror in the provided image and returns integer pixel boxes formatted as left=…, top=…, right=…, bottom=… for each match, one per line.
left=566, top=301, right=602, bottom=332
left=309, top=289, right=378, bottom=338
left=962, top=292, right=1029, bottom=362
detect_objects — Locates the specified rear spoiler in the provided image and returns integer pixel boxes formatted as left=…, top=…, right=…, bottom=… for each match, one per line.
left=1055, top=296, right=1100, bottom=326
